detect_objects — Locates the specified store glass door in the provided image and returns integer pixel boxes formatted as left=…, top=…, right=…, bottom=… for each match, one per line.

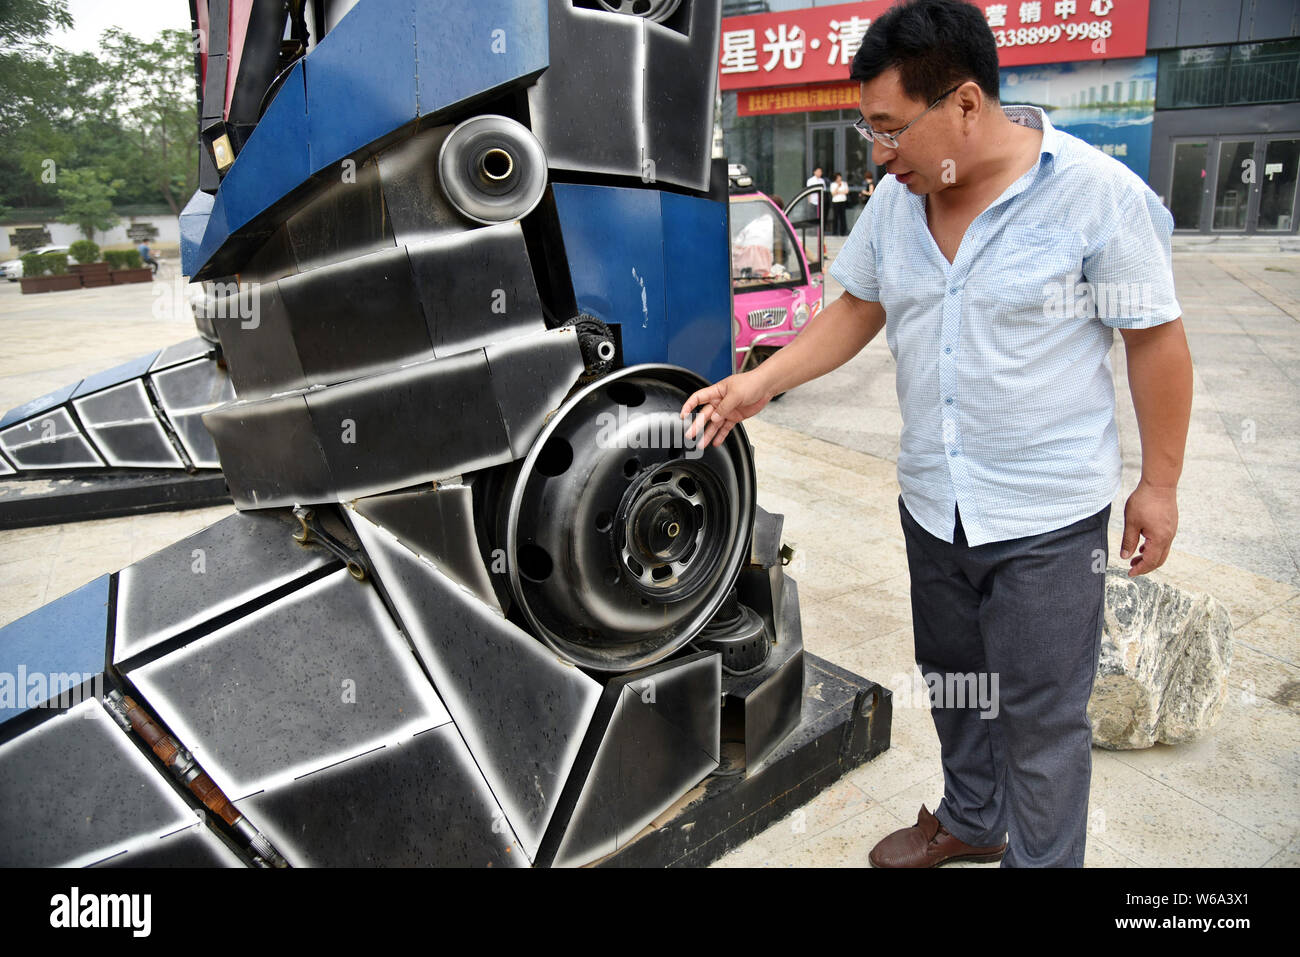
left=1174, top=134, right=1300, bottom=234
left=808, top=123, right=842, bottom=236
left=1212, top=139, right=1254, bottom=231
left=809, top=124, right=838, bottom=181
left=1169, top=140, right=1208, bottom=230
left=1258, top=138, right=1300, bottom=232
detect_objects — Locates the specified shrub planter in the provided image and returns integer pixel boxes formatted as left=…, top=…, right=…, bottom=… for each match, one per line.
left=71, top=262, right=113, bottom=288
left=19, top=275, right=83, bottom=294
left=110, top=268, right=153, bottom=285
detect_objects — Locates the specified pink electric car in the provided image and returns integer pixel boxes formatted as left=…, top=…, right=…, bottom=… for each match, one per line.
left=729, top=181, right=825, bottom=387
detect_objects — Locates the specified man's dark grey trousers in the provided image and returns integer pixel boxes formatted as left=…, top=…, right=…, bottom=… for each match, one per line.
left=899, top=496, right=1110, bottom=867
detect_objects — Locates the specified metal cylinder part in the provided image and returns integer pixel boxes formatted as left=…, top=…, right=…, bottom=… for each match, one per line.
left=437, top=114, right=548, bottom=225
left=693, top=595, right=771, bottom=676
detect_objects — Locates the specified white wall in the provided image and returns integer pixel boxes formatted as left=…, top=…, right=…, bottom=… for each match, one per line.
left=3, top=215, right=180, bottom=259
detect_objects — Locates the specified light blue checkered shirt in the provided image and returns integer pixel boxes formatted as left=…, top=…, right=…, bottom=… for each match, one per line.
left=829, top=105, right=1181, bottom=546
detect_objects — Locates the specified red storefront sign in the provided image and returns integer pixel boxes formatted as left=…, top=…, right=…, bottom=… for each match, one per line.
left=719, top=0, right=1150, bottom=91
left=737, top=82, right=861, bottom=116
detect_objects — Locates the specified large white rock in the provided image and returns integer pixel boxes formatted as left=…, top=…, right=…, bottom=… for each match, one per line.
left=1088, top=569, right=1233, bottom=750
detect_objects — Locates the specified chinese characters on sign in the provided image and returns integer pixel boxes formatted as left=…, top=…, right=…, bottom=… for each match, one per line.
left=722, top=17, right=871, bottom=77
left=719, top=0, right=1149, bottom=89
left=984, top=0, right=1120, bottom=58
left=737, top=82, right=862, bottom=117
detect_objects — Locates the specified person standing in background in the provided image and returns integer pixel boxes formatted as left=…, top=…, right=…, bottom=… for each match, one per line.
left=830, top=172, right=850, bottom=235
left=806, top=165, right=827, bottom=213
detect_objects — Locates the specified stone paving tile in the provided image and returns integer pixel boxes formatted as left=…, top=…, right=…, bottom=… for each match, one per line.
left=783, top=551, right=874, bottom=606
left=1086, top=752, right=1278, bottom=867
left=1232, top=596, right=1300, bottom=666
left=1225, top=644, right=1300, bottom=716
left=1104, top=709, right=1300, bottom=847
left=712, top=798, right=895, bottom=868
left=799, top=585, right=913, bottom=661
left=1151, top=557, right=1299, bottom=631
left=1263, top=837, right=1300, bottom=868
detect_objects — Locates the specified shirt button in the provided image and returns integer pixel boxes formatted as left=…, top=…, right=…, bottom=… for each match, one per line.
left=948, top=286, right=959, bottom=295
left=950, top=449, right=959, bottom=457
left=945, top=397, right=954, bottom=404
left=944, top=346, right=952, bottom=355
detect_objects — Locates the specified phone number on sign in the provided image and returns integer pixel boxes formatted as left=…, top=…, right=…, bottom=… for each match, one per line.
left=995, top=20, right=1113, bottom=47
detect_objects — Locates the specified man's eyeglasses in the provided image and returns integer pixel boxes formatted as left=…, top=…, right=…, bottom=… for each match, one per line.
left=853, top=83, right=963, bottom=150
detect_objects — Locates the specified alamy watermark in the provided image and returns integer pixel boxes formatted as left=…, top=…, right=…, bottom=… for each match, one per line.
left=50, top=887, right=150, bottom=937
left=1043, top=281, right=1155, bottom=321
left=152, top=277, right=262, bottom=329
left=0, top=669, right=103, bottom=713
left=595, top=405, right=705, bottom=460
left=890, top=669, right=1000, bottom=719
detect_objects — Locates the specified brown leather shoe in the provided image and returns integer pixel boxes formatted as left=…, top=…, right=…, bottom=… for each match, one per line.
left=868, top=805, right=1007, bottom=867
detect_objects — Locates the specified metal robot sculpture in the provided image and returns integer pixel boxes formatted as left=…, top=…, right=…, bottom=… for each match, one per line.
left=0, top=0, right=890, bottom=867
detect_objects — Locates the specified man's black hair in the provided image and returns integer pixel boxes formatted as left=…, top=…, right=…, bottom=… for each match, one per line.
left=849, top=0, right=1000, bottom=105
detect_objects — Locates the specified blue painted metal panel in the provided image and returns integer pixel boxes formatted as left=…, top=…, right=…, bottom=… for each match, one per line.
left=194, top=190, right=230, bottom=277
left=71, top=352, right=162, bottom=399
left=555, top=183, right=734, bottom=383
left=662, top=192, right=732, bottom=385
left=412, top=0, right=548, bottom=118
left=220, top=60, right=310, bottom=232
left=0, top=575, right=109, bottom=725
left=553, top=183, right=668, bottom=369
left=179, top=190, right=214, bottom=278
left=305, top=0, right=419, bottom=174
left=0, top=382, right=79, bottom=430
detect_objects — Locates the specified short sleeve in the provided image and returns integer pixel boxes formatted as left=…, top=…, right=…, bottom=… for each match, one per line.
left=1083, top=185, right=1182, bottom=329
left=828, top=193, right=881, bottom=302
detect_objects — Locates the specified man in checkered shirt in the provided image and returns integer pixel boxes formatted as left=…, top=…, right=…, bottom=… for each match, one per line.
left=682, top=0, right=1193, bottom=867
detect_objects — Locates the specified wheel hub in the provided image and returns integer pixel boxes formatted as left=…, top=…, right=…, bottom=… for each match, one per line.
left=497, top=365, right=756, bottom=672
left=619, top=463, right=718, bottom=599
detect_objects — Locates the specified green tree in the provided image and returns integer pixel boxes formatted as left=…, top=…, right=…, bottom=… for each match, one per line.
left=95, top=28, right=199, bottom=215
left=55, top=167, right=124, bottom=239
left=0, top=0, right=72, bottom=131
left=0, top=0, right=70, bottom=81
left=0, top=0, right=71, bottom=43
left=1, top=9, right=199, bottom=216
left=0, top=0, right=73, bottom=209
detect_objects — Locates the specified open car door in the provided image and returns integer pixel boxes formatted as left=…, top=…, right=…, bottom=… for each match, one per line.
left=783, top=186, right=825, bottom=278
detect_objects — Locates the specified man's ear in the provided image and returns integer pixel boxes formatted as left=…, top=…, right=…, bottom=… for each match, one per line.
left=956, top=81, right=983, bottom=121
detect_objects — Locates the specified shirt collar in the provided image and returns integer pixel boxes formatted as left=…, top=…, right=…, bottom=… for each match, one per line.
left=1001, top=104, right=1063, bottom=164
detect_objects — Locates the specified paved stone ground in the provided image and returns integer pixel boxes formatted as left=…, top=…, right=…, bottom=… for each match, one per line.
left=0, top=248, right=1296, bottom=868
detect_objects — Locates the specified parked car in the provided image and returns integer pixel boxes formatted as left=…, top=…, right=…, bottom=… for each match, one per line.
left=729, top=186, right=824, bottom=393
left=2, top=244, right=70, bottom=281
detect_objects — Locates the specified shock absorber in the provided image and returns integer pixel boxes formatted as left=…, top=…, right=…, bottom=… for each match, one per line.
left=105, top=690, right=288, bottom=868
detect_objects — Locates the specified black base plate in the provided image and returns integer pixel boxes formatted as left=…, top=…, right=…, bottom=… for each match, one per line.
left=0, top=472, right=233, bottom=529
left=595, top=653, right=892, bottom=867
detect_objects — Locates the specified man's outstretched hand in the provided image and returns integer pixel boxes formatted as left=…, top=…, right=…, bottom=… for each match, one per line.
left=679, top=372, right=772, bottom=449
left=1120, top=478, right=1178, bottom=577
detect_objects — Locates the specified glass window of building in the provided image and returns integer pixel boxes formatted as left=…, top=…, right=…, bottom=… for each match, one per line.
left=1157, top=39, right=1300, bottom=109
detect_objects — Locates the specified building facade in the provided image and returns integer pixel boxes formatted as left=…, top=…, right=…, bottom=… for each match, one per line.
left=719, top=0, right=1300, bottom=235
